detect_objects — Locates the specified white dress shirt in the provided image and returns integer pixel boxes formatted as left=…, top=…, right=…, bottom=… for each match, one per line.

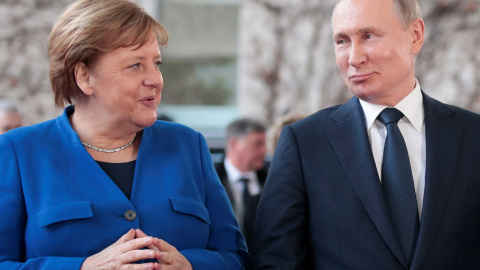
left=224, top=157, right=262, bottom=224
left=359, top=81, right=426, bottom=218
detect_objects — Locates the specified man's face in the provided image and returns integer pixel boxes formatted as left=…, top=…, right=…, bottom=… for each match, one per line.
left=0, top=111, right=22, bottom=134
left=332, top=0, right=423, bottom=106
left=229, top=131, right=267, bottom=172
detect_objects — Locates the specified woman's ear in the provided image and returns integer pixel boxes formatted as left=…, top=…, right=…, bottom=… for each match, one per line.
left=410, top=18, right=425, bottom=55
left=74, top=63, right=94, bottom=96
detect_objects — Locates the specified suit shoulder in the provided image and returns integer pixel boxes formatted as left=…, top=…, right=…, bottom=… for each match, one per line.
left=449, top=105, right=480, bottom=122
left=3, top=118, right=58, bottom=145
left=290, top=104, right=342, bottom=131
left=424, top=92, right=480, bottom=123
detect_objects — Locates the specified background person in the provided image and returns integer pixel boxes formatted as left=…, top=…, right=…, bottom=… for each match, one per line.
left=0, top=0, right=247, bottom=269
left=266, top=111, right=306, bottom=157
left=0, top=99, right=22, bottom=134
left=251, top=0, right=480, bottom=269
left=215, top=118, right=267, bottom=249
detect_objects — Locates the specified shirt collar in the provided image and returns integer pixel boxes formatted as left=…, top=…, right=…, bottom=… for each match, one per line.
left=224, top=157, right=256, bottom=184
left=359, top=79, right=424, bottom=132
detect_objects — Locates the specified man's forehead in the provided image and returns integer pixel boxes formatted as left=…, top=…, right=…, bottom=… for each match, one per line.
left=332, top=0, right=395, bottom=32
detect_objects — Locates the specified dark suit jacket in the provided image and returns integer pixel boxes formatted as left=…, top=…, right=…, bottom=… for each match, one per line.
left=215, top=161, right=268, bottom=249
left=251, top=93, right=480, bottom=269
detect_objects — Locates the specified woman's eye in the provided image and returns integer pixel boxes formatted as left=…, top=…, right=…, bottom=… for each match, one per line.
left=130, top=63, right=140, bottom=69
left=155, top=61, right=162, bottom=70
left=365, top=34, right=375, bottom=39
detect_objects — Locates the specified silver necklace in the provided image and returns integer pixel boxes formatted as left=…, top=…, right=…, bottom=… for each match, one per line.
left=81, top=133, right=137, bottom=153
left=69, top=113, right=137, bottom=153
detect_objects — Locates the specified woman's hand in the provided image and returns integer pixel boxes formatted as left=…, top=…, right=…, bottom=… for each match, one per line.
left=81, top=229, right=161, bottom=270
left=136, top=229, right=193, bottom=270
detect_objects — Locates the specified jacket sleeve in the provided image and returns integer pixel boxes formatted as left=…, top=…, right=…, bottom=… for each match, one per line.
left=250, top=125, right=309, bottom=269
left=180, top=133, right=249, bottom=270
left=0, top=135, right=86, bottom=270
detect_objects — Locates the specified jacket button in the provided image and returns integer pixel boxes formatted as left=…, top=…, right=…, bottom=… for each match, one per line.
left=124, top=210, right=137, bottom=221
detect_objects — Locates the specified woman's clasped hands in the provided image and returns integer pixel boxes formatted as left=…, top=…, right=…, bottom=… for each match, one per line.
left=81, top=229, right=193, bottom=270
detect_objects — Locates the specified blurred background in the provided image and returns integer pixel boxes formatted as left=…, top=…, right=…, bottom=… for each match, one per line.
left=1, top=0, right=479, bottom=152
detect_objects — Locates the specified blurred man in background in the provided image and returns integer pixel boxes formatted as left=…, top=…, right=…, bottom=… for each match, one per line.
left=215, top=118, right=267, bottom=249
left=0, top=100, right=22, bottom=134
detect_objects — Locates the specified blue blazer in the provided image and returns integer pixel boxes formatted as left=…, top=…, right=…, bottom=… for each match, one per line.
left=251, top=93, right=480, bottom=269
left=0, top=106, right=248, bottom=269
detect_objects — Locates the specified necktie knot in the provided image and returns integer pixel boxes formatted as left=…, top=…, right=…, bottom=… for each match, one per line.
left=239, top=177, right=250, bottom=185
left=378, top=108, right=404, bottom=125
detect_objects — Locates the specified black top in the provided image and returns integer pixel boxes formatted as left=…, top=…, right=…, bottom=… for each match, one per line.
left=97, top=160, right=136, bottom=199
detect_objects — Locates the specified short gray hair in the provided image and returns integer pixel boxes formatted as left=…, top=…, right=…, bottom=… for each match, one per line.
left=392, top=0, right=423, bottom=29
left=332, top=0, right=422, bottom=30
left=226, top=118, right=265, bottom=142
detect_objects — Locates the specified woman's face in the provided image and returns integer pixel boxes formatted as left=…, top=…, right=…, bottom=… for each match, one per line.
left=86, top=35, right=163, bottom=129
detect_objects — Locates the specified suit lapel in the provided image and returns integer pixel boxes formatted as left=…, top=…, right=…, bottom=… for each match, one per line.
left=411, top=93, right=463, bottom=269
left=326, top=97, right=406, bottom=266
left=216, top=162, right=236, bottom=209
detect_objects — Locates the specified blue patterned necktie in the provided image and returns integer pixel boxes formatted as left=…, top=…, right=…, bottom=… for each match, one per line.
left=378, top=108, right=419, bottom=265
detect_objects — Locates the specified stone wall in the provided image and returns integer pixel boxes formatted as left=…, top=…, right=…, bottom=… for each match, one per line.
left=0, top=0, right=75, bottom=125
left=238, top=0, right=480, bottom=125
left=1, top=0, right=479, bottom=127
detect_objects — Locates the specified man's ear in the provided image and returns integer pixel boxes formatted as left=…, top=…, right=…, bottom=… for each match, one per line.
left=74, top=63, right=94, bottom=96
left=410, top=18, right=425, bottom=55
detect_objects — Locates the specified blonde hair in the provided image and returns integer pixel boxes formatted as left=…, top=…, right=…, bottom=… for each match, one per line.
left=48, top=0, right=168, bottom=108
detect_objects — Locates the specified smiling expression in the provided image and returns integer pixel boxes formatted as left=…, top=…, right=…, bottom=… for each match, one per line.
left=332, top=0, right=423, bottom=106
left=84, top=35, right=163, bottom=130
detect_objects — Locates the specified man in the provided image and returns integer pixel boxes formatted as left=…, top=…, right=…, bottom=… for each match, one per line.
left=251, top=0, right=480, bottom=269
left=215, top=118, right=268, bottom=249
left=0, top=100, right=22, bottom=134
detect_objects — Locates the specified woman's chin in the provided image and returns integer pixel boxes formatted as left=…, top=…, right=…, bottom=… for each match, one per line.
left=134, top=117, right=157, bottom=129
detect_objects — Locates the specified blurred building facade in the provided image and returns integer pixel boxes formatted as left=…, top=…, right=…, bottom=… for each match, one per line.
left=238, top=0, right=480, bottom=124
left=1, top=0, right=479, bottom=131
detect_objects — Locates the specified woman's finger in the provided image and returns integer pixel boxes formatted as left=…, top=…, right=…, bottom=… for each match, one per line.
left=119, top=249, right=160, bottom=265
left=153, top=237, right=173, bottom=252
left=119, top=262, right=160, bottom=270
left=118, top=235, right=155, bottom=254
left=135, top=229, right=160, bottom=252
left=111, top=228, right=136, bottom=247
left=157, top=251, right=173, bottom=264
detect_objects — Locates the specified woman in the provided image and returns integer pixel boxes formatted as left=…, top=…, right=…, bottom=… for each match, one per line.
left=0, top=0, right=248, bottom=269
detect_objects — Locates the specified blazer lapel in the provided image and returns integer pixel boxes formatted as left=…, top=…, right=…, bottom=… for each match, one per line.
left=326, top=97, right=406, bottom=267
left=411, top=93, right=463, bottom=269
left=58, top=107, right=133, bottom=203
left=215, top=162, right=236, bottom=209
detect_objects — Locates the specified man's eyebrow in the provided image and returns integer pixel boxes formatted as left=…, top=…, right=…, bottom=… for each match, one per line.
left=333, top=26, right=385, bottom=39
left=359, top=26, right=384, bottom=33
left=333, top=32, right=348, bottom=40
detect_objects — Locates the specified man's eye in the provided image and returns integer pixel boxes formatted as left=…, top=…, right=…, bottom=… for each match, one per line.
left=365, top=34, right=375, bottom=39
left=335, top=39, right=347, bottom=45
